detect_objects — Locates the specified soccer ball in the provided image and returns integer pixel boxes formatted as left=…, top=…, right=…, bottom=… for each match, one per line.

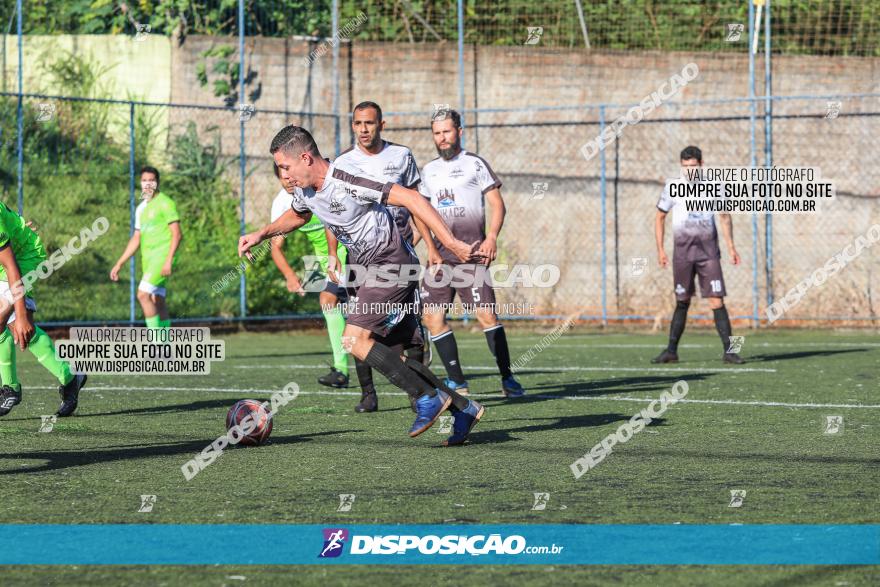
left=226, top=399, right=273, bottom=446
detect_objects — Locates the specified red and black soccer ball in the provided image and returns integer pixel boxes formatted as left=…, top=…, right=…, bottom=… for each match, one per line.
left=226, top=399, right=273, bottom=446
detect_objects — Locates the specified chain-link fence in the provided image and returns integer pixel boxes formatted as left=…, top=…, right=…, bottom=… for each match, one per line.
left=1, top=1, right=879, bottom=325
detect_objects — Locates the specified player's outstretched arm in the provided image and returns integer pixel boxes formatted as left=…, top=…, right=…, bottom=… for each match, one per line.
left=478, top=187, right=506, bottom=264
left=270, top=234, right=305, bottom=296
left=110, top=231, right=141, bottom=281
left=718, top=213, right=740, bottom=265
left=239, top=209, right=310, bottom=258
left=0, top=245, right=34, bottom=350
left=324, top=228, right=345, bottom=284
left=161, top=221, right=183, bottom=277
left=655, top=210, right=669, bottom=268
left=387, top=184, right=482, bottom=263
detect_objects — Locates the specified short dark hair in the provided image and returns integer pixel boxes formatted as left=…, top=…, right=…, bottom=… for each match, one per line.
left=270, top=125, right=321, bottom=157
left=353, top=101, right=382, bottom=121
left=680, top=146, right=702, bottom=162
left=140, top=165, right=160, bottom=185
left=432, top=108, right=461, bottom=128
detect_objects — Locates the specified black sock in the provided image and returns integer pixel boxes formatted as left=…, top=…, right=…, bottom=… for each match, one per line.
left=354, top=358, right=375, bottom=395
left=364, top=343, right=435, bottom=399
left=668, top=300, right=690, bottom=353
left=404, top=358, right=469, bottom=411
left=404, top=345, right=424, bottom=364
left=713, top=305, right=733, bottom=353
left=432, top=330, right=466, bottom=384
left=484, top=324, right=512, bottom=379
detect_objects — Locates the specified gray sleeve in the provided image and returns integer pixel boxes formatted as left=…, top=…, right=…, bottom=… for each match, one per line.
left=475, top=156, right=502, bottom=194
left=402, top=152, right=421, bottom=189
left=290, top=191, right=309, bottom=213
left=657, top=182, right=674, bottom=213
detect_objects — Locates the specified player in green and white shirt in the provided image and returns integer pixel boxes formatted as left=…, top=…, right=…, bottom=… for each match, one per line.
left=110, top=166, right=183, bottom=332
left=270, top=163, right=350, bottom=387
left=0, top=202, right=88, bottom=418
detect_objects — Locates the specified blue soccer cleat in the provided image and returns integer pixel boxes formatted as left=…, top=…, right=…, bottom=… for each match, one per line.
left=501, top=376, right=526, bottom=398
left=409, top=389, right=451, bottom=437
left=443, top=378, right=469, bottom=396
left=443, top=399, right=485, bottom=446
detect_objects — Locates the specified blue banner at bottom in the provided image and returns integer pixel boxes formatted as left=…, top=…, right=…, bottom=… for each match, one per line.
left=1, top=524, right=877, bottom=565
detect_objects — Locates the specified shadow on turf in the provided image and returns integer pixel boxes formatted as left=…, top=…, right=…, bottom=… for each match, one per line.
left=0, top=430, right=358, bottom=474
left=477, top=374, right=714, bottom=404
left=744, top=348, right=869, bottom=363
left=460, top=413, right=664, bottom=445
left=68, top=398, right=256, bottom=419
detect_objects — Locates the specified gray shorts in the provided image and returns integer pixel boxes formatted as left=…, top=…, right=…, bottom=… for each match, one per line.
left=673, top=256, right=726, bottom=300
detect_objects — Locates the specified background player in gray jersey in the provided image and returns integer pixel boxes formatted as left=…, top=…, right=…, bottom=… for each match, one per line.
left=652, top=145, right=745, bottom=364
left=418, top=109, right=526, bottom=398
left=239, top=125, right=486, bottom=446
left=332, top=101, right=431, bottom=413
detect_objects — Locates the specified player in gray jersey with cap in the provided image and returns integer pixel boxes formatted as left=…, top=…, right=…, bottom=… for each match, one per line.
left=332, top=101, right=432, bottom=413
left=652, top=145, right=745, bottom=364
left=418, top=109, right=526, bottom=399
left=239, top=125, right=486, bottom=446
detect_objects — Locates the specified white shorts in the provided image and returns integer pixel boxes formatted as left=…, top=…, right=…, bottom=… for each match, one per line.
left=138, top=280, right=167, bottom=298
left=0, top=280, right=37, bottom=325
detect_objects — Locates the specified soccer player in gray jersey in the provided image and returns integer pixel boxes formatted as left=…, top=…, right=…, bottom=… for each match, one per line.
left=652, top=145, right=745, bottom=364
left=239, top=125, right=486, bottom=446
left=418, top=109, right=526, bottom=398
left=333, top=101, right=432, bottom=413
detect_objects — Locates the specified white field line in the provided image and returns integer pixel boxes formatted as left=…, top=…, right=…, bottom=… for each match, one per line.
left=453, top=341, right=880, bottom=349
left=32, top=385, right=880, bottom=410
left=229, top=363, right=778, bottom=373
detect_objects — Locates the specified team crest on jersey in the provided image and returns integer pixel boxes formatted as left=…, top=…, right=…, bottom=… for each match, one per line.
left=449, top=166, right=464, bottom=178
left=329, top=199, right=347, bottom=215
left=383, top=161, right=401, bottom=177
left=437, top=188, right=456, bottom=207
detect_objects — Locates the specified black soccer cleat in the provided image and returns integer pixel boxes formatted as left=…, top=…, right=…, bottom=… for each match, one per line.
left=651, top=349, right=679, bottom=364
left=56, top=373, right=87, bottom=417
left=0, top=385, right=22, bottom=417
left=355, top=390, right=378, bottom=413
left=723, top=353, right=745, bottom=364
left=318, top=368, right=349, bottom=389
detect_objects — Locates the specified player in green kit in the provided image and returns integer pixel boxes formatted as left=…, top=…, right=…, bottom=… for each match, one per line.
left=110, top=166, right=182, bottom=332
left=0, top=203, right=88, bottom=417
left=269, top=164, right=351, bottom=387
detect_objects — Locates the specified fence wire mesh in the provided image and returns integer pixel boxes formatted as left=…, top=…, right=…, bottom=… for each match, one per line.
left=1, top=1, right=879, bottom=325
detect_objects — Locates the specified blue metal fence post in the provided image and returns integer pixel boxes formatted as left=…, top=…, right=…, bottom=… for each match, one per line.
left=15, top=0, right=22, bottom=215
left=129, top=102, right=136, bottom=324
left=332, top=0, right=340, bottom=156
left=598, top=105, right=608, bottom=326
left=748, top=0, right=760, bottom=327
left=457, top=0, right=466, bottom=147
left=764, top=0, right=774, bottom=307
left=238, top=0, right=247, bottom=318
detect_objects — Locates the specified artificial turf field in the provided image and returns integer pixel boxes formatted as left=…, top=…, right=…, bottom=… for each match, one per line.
left=0, top=326, right=878, bottom=585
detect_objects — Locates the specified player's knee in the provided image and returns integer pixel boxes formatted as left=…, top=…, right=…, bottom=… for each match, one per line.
left=708, top=297, right=724, bottom=309
left=422, top=311, right=445, bottom=334
left=319, top=291, right=337, bottom=308
left=136, top=290, right=152, bottom=304
left=475, top=310, right=498, bottom=329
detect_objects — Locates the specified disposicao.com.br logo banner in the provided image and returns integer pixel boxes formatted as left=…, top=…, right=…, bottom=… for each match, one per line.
left=2, top=524, right=877, bottom=565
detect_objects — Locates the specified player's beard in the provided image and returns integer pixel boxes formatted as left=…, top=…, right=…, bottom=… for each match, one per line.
left=436, top=138, right=461, bottom=161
